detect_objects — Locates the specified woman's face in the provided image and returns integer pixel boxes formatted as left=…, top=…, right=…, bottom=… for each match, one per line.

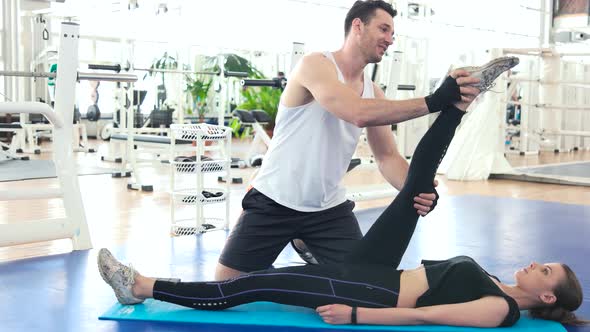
left=514, top=262, right=566, bottom=304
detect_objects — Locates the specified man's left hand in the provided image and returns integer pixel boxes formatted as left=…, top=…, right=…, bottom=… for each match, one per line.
left=413, top=179, right=439, bottom=216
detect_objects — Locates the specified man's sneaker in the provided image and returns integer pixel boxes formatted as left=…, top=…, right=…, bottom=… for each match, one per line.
left=291, top=239, right=319, bottom=265
left=457, top=56, right=519, bottom=92
left=97, top=248, right=144, bottom=305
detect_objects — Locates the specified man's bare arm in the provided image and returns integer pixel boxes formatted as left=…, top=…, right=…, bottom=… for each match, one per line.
left=292, top=54, right=480, bottom=127
left=294, top=54, right=428, bottom=127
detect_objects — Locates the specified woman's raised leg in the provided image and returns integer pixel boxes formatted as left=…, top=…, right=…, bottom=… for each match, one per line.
left=344, top=106, right=466, bottom=267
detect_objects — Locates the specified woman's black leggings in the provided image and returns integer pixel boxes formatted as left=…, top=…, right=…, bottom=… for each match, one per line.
left=153, top=106, right=466, bottom=310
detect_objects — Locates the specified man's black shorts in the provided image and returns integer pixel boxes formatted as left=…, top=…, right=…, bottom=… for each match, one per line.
left=218, top=188, right=363, bottom=272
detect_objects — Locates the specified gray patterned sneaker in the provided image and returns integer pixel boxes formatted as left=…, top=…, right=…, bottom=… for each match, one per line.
left=97, top=248, right=144, bottom=305
left=291, top=239, right=319, bottom=265
left=457, top=56, right=519, bottom=92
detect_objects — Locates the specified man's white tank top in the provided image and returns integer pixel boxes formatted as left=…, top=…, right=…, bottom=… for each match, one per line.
left=252, top=51, right=375, bottom=212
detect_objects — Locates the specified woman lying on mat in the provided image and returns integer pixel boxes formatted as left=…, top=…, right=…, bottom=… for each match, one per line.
left=98, top=71, right=585, bottom=327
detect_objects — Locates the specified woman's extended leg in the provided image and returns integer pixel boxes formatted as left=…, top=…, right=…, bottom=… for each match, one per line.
left=98, top=249, right=401, bottom=310
left=343, top=106, right=465, bottom=267
left=151, top=263, right=400, bottom=310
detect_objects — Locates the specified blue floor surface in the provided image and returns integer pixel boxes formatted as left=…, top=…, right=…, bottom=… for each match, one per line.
left=1, top=195, right=588, bottom=332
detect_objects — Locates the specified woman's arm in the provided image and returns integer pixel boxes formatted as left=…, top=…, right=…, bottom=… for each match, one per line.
left=316, top=296, right=509, bottom=327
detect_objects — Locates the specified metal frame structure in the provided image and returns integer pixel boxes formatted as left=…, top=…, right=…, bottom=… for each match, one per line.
left=0, top=22, right=90, bottom=249
left=97, top=55, right=244, bottom=191
left=0, top=22, right=137, bottom=250
left=502, top=47, right=590, bottom=155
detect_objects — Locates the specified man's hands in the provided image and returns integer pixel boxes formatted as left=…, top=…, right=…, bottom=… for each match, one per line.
left=451, top=69, right=481, bottom=111
left=316, top=304, right=353, bottom=325
left=413, top=179, right=439, bottom=216
left=425, top=69, right=481, bottom=113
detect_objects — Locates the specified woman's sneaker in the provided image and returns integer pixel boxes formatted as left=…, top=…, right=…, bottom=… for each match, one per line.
left=97, top=248, right=144, bottom=305
left=457, top=56, right=519, bottom=92
left=291, top=239, right=319, bottom=265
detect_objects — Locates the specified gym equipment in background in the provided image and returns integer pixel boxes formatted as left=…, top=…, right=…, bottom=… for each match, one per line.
left=169, top=123, right=232, bottom=234
left=230, top=109, right=272, bottom=168
left=0, top=22, right=137, bottom=251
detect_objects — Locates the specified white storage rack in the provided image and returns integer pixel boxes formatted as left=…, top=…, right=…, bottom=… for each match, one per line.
left=169, top=124, right=232, bottom=235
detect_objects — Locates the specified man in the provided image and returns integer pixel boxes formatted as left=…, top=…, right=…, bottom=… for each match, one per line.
left=216, top=0, right=480, bottom=280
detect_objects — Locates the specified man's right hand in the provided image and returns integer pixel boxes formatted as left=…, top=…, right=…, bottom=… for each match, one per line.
left=425, top=69, right=482, bottom=113
left=451, top=69, right=481, bottom=111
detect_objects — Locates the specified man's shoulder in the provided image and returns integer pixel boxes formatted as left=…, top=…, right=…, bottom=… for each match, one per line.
left=300, top=52, right=329, bottom=66
left=294, top=52, right=337, bottom=80
left=306, top=51, right=327, bottom=59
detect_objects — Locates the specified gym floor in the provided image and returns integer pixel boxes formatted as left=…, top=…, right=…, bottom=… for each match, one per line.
left=1, top=138, right=589, bottom=332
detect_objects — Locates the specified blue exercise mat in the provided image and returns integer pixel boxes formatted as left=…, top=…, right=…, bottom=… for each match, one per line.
left=100, top=300, right=566, bottom=332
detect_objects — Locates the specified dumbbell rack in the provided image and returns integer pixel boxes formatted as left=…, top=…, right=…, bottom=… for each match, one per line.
left=169, top=123, right=232, bottom=235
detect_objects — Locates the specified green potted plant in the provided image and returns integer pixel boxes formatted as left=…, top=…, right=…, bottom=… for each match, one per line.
left=238, top=86, right=281, bottom=131
left=185, top=74, right=212, bottom=123
left=202, top=53, right=263, bottom=77
left=147, top=52, right=178, bottom=77
left=145, top=52, right=178, bottom=110
left=202, top=53, right=282, bottom=135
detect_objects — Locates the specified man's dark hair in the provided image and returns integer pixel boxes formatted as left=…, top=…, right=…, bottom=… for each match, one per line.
left=344, top=0, right=397, bottom=37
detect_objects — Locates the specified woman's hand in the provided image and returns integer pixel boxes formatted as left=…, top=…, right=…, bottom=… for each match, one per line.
left=316, top=304, right=353, bottom=325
